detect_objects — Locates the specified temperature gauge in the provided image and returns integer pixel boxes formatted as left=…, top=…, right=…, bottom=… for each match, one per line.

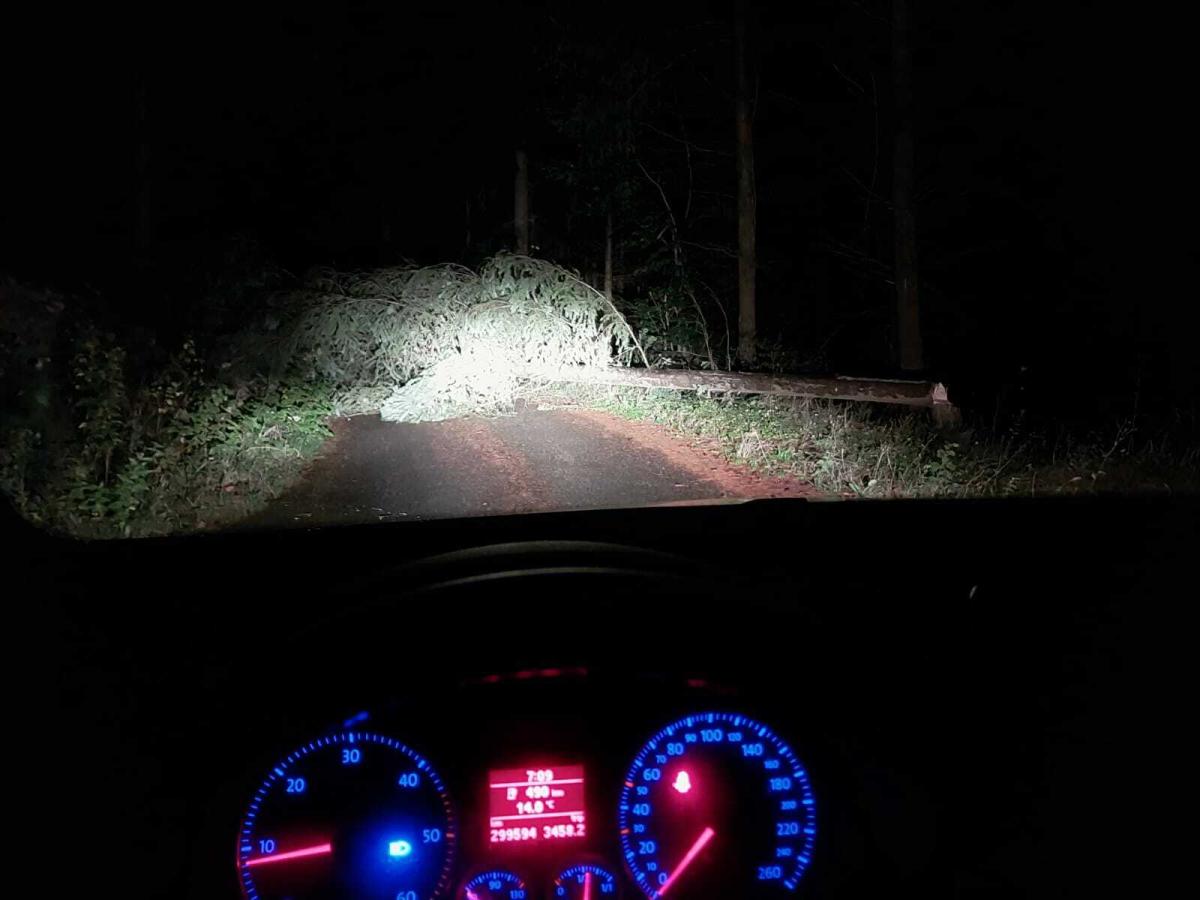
left=463, top=869, right=527, bottom=900
left=555, top=864, right=618, bottom=898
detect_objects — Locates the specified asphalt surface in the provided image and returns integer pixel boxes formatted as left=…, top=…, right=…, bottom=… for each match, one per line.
left=244, top=404, right=812, bottom=528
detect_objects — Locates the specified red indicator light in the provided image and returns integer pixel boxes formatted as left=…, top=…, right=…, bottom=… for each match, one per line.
left=243, top=842, right=333, bottom=868
left=487, top=765, right=587, bottom=845
left=672, top=770, right=693, bottom=794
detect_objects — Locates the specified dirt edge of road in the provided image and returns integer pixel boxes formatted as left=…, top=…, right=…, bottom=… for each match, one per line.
left=565, top=408, right=822, bottom=501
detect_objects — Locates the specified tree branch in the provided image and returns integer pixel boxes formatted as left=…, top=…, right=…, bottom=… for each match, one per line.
left=840, top=165, right=890, bottom=205
left=636, top=159, right=684, bottom=271
left=681, top=239, right=738, bottom=258
left=638, top=120, right=729, bottom=156
left=830, top=61, right=865, bottom=96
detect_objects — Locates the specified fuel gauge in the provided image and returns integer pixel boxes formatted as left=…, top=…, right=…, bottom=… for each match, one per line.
left=554, top=864, right=618, bottom=898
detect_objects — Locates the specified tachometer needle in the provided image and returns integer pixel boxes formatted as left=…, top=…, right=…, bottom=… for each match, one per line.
left=657, top=826, right=715, bottom=896
left=244, top=842, right=333, bottom=868
left=583, top=871, right=592, bottom=900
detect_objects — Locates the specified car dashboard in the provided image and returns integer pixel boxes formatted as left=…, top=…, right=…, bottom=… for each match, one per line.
left=11, top=496, right=1194, bottom=898
left=230, top=672, right=831, bottom=900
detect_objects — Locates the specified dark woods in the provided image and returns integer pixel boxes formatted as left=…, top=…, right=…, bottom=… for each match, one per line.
left=2, top=0, right=1192, bottom=427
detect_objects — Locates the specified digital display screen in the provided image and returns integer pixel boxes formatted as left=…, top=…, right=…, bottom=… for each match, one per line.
left=488, top=765, right=587, bottom=845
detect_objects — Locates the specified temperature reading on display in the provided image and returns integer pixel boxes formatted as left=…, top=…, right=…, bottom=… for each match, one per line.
left=488, top=765, right=587, bottom=845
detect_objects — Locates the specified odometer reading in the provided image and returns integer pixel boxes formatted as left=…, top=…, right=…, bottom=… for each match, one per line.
left=617, top=713, right=816, bottom=897
left=488, top=765, right=587, bottom=845
left=237, top=731, right=455, bottom=900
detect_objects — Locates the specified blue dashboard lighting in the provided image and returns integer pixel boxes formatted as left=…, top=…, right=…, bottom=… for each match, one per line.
left=617, top=711, right=818, bottom=897
left=236, top=730, right=456, bottom=900
left=342, top=710, right=371, bottom=727
left=464, top=869, right=527, bottom=899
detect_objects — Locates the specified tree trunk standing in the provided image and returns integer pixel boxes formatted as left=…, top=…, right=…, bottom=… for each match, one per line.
left=615, top=238, right=627, bottom=294
left=514, top=149, right=530, bottom=255
left=735, top=0, right=757, bottom=365
left=133, top=79, right=150, bottom=261
left=380, top=193, right=393, bottom=255
left=463, top=196, right=471, bottom=256
left=604, top=209, right=615, bottom=303
left=892, top=0, right=924, bottom=371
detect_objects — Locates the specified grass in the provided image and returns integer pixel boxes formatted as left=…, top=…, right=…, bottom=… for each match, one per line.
left=548, top=384, right=1200, bottom=499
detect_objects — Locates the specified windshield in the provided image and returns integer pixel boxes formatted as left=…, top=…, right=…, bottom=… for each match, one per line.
left=2, top=2, right=1195, bottom=539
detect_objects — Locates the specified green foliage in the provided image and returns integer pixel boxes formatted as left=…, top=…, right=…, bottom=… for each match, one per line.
left=624, top=287, right=716, bottom=369
left=0, top=426, right=39, bottom=516
left=67, top=324, right=128, bottom=480
left=1, top=295, right=334, bottom=538
left=47, top=375, right=334, bottom=538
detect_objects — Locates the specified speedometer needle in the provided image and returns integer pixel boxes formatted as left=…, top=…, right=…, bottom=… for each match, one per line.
left=657, top=826, right=715, bottom=896
left=244, top=842, right=333, bottom=868
left=583, top=871, right=592, bottom=900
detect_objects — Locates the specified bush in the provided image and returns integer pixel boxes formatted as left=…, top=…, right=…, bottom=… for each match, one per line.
left=624, top=287, right=718, bottom=369
left=1, top=288, right=334, bottom=538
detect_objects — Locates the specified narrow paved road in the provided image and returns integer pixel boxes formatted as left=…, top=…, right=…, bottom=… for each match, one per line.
left=244, top=404, right=816, bottom=528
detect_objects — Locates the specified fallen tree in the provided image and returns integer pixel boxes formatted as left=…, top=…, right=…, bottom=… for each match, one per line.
left=537, top=366, right=957, bottom=418
left=249, top=253, right=956, bottom=423
left=252, top=254, right=646, bottom=421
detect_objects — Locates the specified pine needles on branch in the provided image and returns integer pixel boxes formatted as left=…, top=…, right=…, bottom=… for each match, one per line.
left=261, top=253, right=645, bottom=421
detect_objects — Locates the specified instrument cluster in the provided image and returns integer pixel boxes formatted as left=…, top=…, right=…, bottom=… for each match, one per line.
left=235, top=672, right=821, bottom=899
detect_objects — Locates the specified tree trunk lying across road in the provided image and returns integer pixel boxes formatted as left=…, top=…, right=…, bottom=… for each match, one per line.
left=540, top=366, right=955, bottom=412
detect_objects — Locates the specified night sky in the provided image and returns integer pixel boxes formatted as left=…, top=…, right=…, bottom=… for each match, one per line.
left=3, top=1, right=1188, bottom=415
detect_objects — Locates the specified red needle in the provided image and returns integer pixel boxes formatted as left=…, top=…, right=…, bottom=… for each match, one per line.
left=583, top=871, right=593, bottom=900
left=657, top=826, right=716, bottom=896
left=244, top=842, right=333, bottom=868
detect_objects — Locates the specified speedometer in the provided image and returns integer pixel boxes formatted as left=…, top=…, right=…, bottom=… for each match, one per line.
left=617, top=713, right=816, bottom=897
left=237, top=731, right=456, bottom=900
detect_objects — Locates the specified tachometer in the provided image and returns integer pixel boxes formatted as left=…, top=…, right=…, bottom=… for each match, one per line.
left=237, top=731, right=456, bottom=900
left=617, top=713, right=816, bottom=897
